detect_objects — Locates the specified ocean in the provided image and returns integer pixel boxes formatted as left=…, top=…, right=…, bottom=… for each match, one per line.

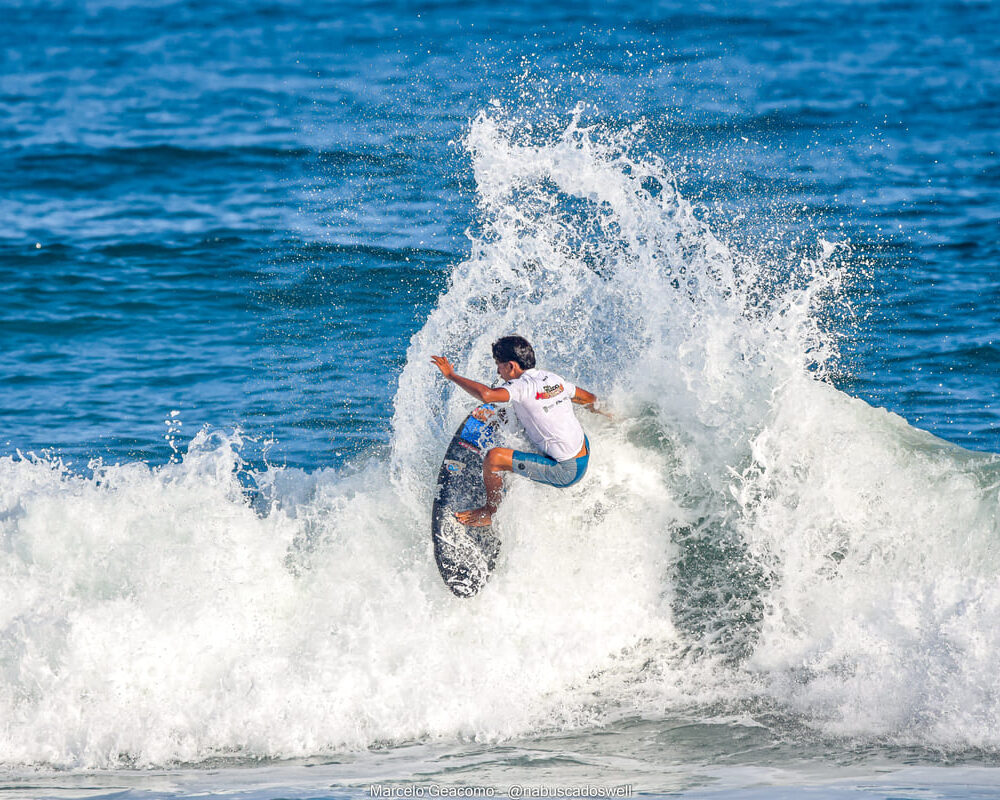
left=1, top=0, right=999, bottom=797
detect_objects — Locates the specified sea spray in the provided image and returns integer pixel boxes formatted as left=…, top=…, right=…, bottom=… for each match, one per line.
left=393, top=108, right=1000, bottom=748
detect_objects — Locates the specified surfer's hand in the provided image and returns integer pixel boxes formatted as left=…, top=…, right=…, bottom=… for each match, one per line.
left=431, top=355, right=455, bottom=378
left=592, top=401, right=614, bottom=419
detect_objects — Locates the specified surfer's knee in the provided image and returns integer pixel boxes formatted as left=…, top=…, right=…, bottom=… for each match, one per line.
left=483, top=447, right=512, bottom=473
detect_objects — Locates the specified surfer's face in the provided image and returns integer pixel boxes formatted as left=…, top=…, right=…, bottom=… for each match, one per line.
left=495, top=359, right=518, bottom=382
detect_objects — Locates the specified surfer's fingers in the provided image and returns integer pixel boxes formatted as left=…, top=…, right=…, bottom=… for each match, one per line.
left=430, top=355, right=452, bottom=374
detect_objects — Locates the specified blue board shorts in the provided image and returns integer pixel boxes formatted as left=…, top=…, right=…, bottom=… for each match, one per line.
left=511, top=437, right=590, bottom=488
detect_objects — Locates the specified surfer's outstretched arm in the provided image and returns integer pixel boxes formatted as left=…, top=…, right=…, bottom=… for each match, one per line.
left=431, top=356, right=510, bottom=404
left=572, top=387, right=612, bottom=418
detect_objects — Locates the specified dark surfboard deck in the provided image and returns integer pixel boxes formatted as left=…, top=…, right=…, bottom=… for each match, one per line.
left=431, top=404, right=503, bottom=598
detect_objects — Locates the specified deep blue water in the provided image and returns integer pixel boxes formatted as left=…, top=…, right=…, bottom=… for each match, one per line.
left=2, top=2, right=1000, bottom=797
left=2, top=0, right=998, bottom=468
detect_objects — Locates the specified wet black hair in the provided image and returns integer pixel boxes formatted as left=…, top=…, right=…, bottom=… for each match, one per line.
left=492, top=335, right=536, bottom=370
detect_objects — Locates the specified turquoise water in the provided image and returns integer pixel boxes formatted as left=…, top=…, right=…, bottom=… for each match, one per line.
left=2, top=1, right=999, bottom=797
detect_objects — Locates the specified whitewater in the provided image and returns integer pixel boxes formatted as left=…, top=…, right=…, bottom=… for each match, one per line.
left=2, top=112, right=998, bottom=776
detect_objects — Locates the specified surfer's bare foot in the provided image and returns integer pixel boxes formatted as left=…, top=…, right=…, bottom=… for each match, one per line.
left=454, top=506, right=495, bottom=527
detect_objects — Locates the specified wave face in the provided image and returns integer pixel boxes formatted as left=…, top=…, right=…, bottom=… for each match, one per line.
left=1, top=113, right=998, bottom=768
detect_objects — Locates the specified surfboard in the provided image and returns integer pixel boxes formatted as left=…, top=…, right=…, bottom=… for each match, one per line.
left=431, top=404, right=503, bottom=598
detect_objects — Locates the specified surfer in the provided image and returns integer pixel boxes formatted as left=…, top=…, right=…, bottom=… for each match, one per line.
left=431, top=335, right=607, bottom=527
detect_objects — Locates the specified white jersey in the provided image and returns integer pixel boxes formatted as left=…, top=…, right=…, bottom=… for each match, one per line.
left=503, top=368, right=585, bottom=461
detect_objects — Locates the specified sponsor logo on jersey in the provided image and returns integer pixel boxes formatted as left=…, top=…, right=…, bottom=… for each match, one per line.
left=535, top=383, right=564, bottom=400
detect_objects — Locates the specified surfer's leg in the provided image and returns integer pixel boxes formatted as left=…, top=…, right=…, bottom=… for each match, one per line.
left=482, top=447, right=513, bottom=509
left=509, top=440, right=590, bottom=488
left=455, top=447, right=513, bottom=527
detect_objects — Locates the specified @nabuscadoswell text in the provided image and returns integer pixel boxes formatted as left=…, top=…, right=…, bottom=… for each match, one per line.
left=369, top=785, right=633, bottom=798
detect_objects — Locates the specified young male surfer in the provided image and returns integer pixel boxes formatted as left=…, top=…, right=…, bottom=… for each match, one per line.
left=431, top=335, right=607, bottom=527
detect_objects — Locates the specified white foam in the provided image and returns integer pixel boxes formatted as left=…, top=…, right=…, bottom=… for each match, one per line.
left=0, top=422, right=684, bottom=767
left=734, top=376, right=1000, bottom=743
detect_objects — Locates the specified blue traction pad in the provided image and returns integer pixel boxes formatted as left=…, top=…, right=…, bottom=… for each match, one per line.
left=459, top=404, right=498, bottom=450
